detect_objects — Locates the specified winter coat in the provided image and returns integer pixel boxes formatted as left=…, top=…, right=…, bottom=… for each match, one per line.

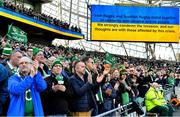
left=69, top=73, right=95, bottom=112
left=41, top=73, right=74, bottom=115
left=7, top=72, right=47, bottom=116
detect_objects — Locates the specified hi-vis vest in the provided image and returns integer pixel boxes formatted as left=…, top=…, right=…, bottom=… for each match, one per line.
left=145, top=87, right=167, bottom=111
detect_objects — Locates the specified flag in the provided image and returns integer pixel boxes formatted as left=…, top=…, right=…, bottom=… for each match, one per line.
left=7, top=24, right=28, bottom=44
left=0, top=0, right=4, bottom=7
left=94, top=57, right=99, bottom=64
left=95, top=87, right=103, bottom=104
left=104, top=53, right=117, bottom=67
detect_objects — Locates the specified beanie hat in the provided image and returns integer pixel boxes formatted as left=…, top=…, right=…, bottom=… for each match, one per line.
left=33, top=47, right=41, bottom=56
left=2, top=43, right=12, bottom=56
left=119, top=65, right=126, bottom=71
left=51, top=58, right=63, bottom=68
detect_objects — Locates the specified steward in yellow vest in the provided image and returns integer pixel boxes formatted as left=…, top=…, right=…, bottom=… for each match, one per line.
left=145, top=82, right=174, bottom=116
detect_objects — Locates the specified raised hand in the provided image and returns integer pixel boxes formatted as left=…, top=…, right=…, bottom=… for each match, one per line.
left=87, top=72, right=93, bottom=84
left=30, top=64, right=36, bottom=78
left=33, top=60, right=39, bottom=69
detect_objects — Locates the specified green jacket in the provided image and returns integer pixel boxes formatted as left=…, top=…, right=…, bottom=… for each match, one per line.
left=145, top=87, right=166, bottom=111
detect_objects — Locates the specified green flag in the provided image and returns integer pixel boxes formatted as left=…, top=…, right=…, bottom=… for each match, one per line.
left=104, top=53, right=117, bottom=67
left=95, top=87, right=104, bottom=104
left=0, top=0, right=4, bottom=7
left=94, top=57, right=99, bottom=64
left=7, top=24, right=28, bottom=44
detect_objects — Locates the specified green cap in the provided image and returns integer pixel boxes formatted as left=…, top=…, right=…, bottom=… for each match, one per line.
left=120, top=69, right=127, bottom=75
left=2, top=43, right=12, bottom=56
left=33, top=47, right=41, bottom=56
left=71, top=56, right=80, bottom=62
left=119, top=65, right=126, bottom=71
left=51, top=58, right=63, bottom=68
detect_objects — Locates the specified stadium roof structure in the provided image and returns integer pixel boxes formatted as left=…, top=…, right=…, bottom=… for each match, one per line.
left=42, top=0, right=180, bottom=61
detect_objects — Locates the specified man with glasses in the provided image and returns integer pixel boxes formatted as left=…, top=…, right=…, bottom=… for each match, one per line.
left=7, top=56, right=47, bottom=116
left=41, top=58, right=74, bottom=116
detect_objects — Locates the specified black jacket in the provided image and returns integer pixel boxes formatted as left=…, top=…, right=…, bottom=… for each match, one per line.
left=41, top=73, right=74, bottom=115
left=69, top=73, right=95, bottom=112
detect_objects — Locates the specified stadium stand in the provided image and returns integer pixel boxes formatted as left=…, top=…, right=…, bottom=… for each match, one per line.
left=0, top=0, right=180, bottom=116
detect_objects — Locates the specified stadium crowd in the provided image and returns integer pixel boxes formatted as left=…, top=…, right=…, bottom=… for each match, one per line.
left=0, top=0, right=82, bottom=33
left=0, top=38, right=179, bottom=116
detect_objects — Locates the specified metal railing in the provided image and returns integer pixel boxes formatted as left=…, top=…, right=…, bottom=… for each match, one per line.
left=95, top=85, right=174, bottom=117
left=95, top=102, right=133, bottom=117
left=164, top=84, right=174, bottom=101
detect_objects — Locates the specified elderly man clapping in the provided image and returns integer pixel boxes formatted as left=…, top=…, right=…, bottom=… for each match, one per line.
left=7, top=56, right=47, bottom=116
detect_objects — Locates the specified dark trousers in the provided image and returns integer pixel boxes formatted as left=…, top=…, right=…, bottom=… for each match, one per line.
left=149, top=104, right=174, bottom=116
left=1, top=96, right=10, bottom=116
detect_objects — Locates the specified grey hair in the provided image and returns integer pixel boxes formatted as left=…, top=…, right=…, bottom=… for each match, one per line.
left=19, top=56, right=33, bottom=64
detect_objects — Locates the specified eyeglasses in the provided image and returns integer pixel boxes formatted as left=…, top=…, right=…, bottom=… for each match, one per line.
left=54, top=64, right=63, bottom=68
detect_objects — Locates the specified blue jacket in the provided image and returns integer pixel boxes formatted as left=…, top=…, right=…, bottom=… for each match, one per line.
left=69, top=73, right=94, bottom=112
left=7, top=72, right=47, bottom=116
left=102, top=82, right=116, bottom=111
left=0, top=64, right=9, bottom=115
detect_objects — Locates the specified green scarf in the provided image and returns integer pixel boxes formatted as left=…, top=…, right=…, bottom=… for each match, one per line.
left=0, top=0, right=4, bottom=7
left=11, top=68, right=17, bottom=74
left=122, top=81, right=130, bottom=105
left=56, top=75, right=64, bottom=84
